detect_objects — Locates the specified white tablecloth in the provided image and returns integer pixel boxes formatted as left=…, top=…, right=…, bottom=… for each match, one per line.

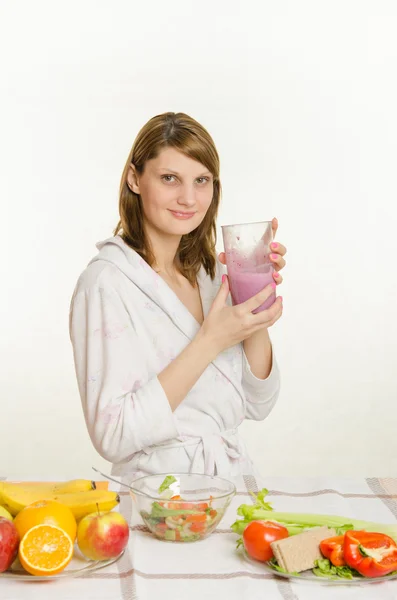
left=2, top=473, right=397, bottom=599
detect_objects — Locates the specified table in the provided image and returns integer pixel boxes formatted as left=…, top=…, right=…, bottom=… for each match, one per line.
left=2, top=473, right=397, bottom=599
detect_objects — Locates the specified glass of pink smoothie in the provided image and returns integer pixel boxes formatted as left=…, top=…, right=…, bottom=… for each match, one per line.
left=221, top=221, right=275, bottom=313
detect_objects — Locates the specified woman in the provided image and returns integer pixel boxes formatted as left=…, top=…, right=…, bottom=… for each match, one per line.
left=69, top=112, right=286, bottom=480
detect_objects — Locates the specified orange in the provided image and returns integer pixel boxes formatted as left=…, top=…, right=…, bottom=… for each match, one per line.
left=14, top=500, right=77, bottom=541
left=18, top=524, right=73, bottom=576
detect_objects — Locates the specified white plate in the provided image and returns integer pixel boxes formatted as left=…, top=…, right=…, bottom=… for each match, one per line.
left=1, top=546, right=124, bottom=581
left=241, top=548, right=397, bottom=586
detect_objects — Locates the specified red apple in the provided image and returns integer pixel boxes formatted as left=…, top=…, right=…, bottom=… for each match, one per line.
left=77, top=510, right=129, bottom=561
left=0, top=517, right=19, bottom=573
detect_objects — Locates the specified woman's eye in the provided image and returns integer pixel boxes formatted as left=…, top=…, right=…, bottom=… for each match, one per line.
left=161, top=175, right=211, bottom=184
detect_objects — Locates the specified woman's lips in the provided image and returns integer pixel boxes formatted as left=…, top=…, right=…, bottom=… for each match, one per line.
left=169, top=210, right=196, bottom=220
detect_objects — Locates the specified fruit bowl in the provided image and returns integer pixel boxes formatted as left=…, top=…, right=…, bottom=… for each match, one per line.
left=0, top=478, right=128, bottom=578
left=1, top=545, right=124, bottom=580
left=129, top=473, right=236, bottom=542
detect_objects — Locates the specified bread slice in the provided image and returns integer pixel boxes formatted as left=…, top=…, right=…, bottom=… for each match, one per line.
left=270, top=526, right=336, bottom=573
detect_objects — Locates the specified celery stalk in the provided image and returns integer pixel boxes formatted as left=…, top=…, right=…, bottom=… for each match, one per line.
left=231, top=489, right=397, bottom=543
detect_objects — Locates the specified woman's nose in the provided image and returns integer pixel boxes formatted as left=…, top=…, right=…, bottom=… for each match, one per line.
left=177, top=184, right=196, bottom=207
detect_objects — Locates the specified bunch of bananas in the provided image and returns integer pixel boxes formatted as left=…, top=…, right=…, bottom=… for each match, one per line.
left=0, top=479, right=120, bottom=521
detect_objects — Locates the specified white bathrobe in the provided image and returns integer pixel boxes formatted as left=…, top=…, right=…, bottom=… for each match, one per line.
left=69, top=236, right=280, bottom=480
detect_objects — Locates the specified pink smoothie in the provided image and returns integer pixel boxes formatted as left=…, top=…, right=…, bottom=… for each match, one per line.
left=227, top=266, right=276, bottom=313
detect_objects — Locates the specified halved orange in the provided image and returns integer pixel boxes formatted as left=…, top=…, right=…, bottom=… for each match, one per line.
left=19, top=524, right=73, bottom=576
left=14, top=500, right=77, bottom=541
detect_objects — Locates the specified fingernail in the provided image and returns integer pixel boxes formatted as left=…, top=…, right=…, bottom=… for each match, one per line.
left=271, top=282, right=277, bottom=289
left=271, top=242, right=278, bottom=249
left=274, top=272, right=280, bottom=278
left=279, top=296, right=283, bottom=302
left=271, top=254, right=278, bottom=260
left=222, top=274, right=226, bottom=283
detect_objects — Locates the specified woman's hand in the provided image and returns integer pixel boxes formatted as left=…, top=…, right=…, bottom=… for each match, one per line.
left=199, top=278, right=283, bottom=358
left=218, top=217, right=287, bottom=287
left=214, top=217, right=286, bottom=377
left=268, top=217, right=287, bottom=285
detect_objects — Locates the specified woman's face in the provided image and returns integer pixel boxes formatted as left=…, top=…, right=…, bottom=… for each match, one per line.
left=127, top=147, right=214, bottom=238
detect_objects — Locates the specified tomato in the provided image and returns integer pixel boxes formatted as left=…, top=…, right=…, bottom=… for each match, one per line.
left=186, top=513, right=207, bottom=523
left=195, top=503, right=209, bottom=512
left=169, top=502, right=200, bottom=511
left=190, top=522, right=206, bottom=533
left=163, top=496, right=209, bottom=512
left=243, top=520, right=289, bottom=562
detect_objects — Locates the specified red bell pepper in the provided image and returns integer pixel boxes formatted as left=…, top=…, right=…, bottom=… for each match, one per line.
left=343, top=530, right=397, bottom=577
left=320, top=535, right=346, bottom=566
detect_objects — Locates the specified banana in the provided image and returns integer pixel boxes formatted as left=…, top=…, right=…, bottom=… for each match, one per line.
left=0, top=484, right=54, bottom=516
left=0, top=480, right=98, bottom=517
left=0, top=505, right=13, bottom=521
left=0, top=479, right=95, bottom=500
left=0, top=483, right=48, bottom=515
left=52, top=490, right=120, bottom=521
left=51, top=479, right=96, bottom=494
left=0, top=483, right=119, bottom=519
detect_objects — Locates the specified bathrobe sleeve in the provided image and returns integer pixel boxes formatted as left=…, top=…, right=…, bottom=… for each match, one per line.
left=69, top=283, right=179, bottom=464
left=241, top=347, right=281, bottom=421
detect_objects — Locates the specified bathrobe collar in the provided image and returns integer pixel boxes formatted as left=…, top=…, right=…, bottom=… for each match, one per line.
left=90, top=236, right=244, bottom=401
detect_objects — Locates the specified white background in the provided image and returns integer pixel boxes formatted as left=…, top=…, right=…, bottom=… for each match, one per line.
left=0, top=0, right=396, bottom=479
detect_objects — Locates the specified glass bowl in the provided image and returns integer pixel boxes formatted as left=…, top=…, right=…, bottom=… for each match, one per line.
left=129, top=473, right=236, bottom=542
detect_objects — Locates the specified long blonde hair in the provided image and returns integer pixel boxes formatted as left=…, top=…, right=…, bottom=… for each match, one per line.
left=114, top=112, right=221, bottom=283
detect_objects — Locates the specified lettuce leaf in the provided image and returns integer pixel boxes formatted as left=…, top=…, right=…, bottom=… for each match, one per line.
left=158, top=475, right=177, bottom=495
left=313, top=558, right=358, bottom=579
